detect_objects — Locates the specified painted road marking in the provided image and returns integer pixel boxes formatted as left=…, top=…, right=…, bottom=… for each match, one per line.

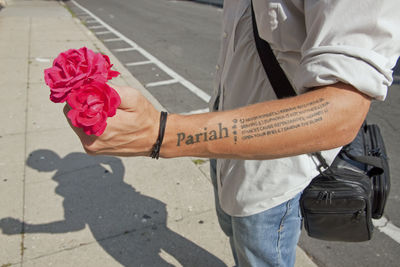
left=103, top=38, right=123, bottom=42
left=88, top=25, right=105, bottom=29
left=114, top=47, right=137, bottom=52
left=146, top=79, right=179, bottom=88
left=181, top=108, right=210, bottom=115
left=70, top=0, right=211, bottom=103
left=95, top=31, right=112, bottom=35
left=373, top=216, right=400, bottom=244
left=125, top=60, right=152, bottom=67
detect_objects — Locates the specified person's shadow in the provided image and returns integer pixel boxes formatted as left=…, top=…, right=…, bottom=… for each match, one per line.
left=0, top=149, right=226, bottom=266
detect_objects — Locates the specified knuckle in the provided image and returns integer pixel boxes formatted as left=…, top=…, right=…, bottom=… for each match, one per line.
left=83, top=142, right=100, bottom=155
left=84, top=147, right=96, bottom=156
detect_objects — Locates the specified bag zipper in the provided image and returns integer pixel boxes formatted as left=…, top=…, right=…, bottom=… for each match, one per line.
left=306, top=190, right=367, bottom=207
left=307, top=178, right=370, bottom=195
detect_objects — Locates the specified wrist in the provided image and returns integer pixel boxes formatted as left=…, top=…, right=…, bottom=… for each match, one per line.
left=159, top=113, right=187, bottom=158
left=150, top=111, right=168, bottom=159
left=159, top=113, right=213, bottom=158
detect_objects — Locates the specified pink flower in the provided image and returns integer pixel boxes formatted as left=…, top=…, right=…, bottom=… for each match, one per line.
left=66, top=82, right=121, bottom=136
left=44, top=47, right=120, bottom=103
left=103, top=54, right=121, bottom=80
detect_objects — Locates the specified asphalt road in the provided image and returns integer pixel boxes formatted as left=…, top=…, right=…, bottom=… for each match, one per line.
left=69, top=0, right=221, bottom=114
left=66, top=0, right=400, bottom=266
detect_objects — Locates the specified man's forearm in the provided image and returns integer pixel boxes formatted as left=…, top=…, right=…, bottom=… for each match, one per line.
left=161, top=83, right=371, bottom=159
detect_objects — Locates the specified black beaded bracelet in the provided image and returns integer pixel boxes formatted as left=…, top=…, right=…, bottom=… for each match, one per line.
left=150, top=111, right=168, bottom=159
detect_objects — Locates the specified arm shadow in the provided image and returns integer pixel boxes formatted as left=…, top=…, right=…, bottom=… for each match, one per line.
left=0, top=149, right=227, bottom=267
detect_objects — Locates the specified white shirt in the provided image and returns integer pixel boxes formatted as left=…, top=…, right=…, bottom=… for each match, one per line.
left=211, top=0, right=400, bottom=216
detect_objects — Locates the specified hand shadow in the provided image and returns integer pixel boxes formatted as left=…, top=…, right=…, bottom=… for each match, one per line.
left=0, top=149, right=226, bottom=267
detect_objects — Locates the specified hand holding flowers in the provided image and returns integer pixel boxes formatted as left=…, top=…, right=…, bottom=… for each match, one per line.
left=44, top=47, right=121, bottom=136
left=44, top=47, right=160, bottom=156
left=63, top=84, right=160, bottom=157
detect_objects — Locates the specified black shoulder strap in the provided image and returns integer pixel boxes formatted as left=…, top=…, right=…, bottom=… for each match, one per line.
left=250, top=1, right=296, bottom=99
left=251, top=2, right=330, bottom=167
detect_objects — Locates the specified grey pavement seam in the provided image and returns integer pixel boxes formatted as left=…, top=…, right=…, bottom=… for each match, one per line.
left=20, top=16, right=33, bottom=266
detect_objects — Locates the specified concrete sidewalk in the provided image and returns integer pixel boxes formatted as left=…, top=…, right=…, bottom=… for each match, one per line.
left=0, top=1, right=317, bottom=266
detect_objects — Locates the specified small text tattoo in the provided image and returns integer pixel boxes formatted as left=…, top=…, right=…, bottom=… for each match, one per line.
left=237, top=98, right=329, bottom=142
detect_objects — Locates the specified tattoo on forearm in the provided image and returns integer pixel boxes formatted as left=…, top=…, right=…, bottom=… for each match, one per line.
left=175, top=98, right=329, bottom=146
left=238, top=98, right=329, bottom=141
left=176, top=123, right=229, bottom=146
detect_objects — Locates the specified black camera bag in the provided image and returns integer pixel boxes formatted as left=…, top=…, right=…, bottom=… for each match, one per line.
left=300, top=167, right=373, bottom=241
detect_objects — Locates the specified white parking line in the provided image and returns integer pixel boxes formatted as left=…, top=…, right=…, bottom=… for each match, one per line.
left=181, top=108, right=210, bottom=115
left=95, top=31, right=112, bottom=35
left=88, top=25, right=105, bottom=29
left=373, top=216, right=400, bottom=244
left=146, top=79, right=179, bottom=88
left=103, top=38, right=123, bottom=42
left=114, top=47, right=137, bottom=52
left=70, top=0, right=211, bottom=103
left=125, top=60, right=153, bottom=67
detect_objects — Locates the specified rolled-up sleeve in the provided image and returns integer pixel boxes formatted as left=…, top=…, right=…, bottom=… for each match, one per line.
left=294, top=0, right=400, bottom=100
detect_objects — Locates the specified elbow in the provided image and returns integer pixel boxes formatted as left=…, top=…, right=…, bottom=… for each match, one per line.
left=325, top=83, right=372, bottom=149
left=337, top=125, right=360, bottom=147
left=330, top=106, right=370, bottom=149
left=328, top=108, right=369, bottom=149
left=318, top=115, right=365, bottom=152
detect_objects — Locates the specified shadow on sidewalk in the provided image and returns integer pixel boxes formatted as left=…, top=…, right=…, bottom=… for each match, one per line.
left=0, top=149, right=226, bottom=267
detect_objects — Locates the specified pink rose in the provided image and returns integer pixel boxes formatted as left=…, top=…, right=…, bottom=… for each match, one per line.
left=44, top=47, right=120, bottom=103
left=66, top=82, right=121, bottom=136
left=103, top=54, right=121, bottom=80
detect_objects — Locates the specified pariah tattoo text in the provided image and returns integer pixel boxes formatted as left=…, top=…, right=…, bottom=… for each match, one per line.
left=176, top=123, right=230, bottom=146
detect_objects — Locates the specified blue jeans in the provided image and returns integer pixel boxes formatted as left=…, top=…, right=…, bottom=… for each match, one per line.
left=210, top=159, right=302, bottom=267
